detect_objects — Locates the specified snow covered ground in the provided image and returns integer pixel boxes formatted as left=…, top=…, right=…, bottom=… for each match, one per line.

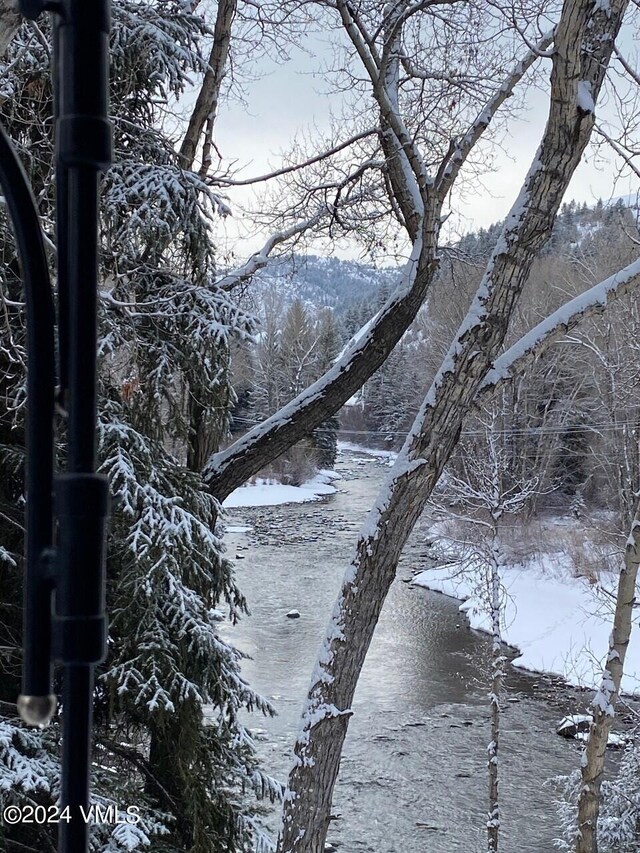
left=412, top=556, right=640, bottom=695
left=223, top=443, right=397, bottom=509
left=336, top=440, right=398, bottom=463
left=222, top=470, right=340, bottom=508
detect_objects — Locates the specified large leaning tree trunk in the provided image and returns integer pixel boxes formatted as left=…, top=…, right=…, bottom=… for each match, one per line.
left=277, top=2, right=628, bottom=851
left=201, top=21, right=556, bottom=503
left=575, top=502, right=640, bottom=853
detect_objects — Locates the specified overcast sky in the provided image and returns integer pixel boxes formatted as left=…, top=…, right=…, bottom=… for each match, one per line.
left=211, top=27, right=639, bottom=262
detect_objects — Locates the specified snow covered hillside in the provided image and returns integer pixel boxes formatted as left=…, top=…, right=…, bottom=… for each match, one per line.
left=247, top=253, right=400, bottom=315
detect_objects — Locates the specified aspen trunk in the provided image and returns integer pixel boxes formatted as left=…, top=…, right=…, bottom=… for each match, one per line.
left=575, top=503, right=640, bottom=853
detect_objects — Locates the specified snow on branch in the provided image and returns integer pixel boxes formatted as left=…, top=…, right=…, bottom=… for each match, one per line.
left=203, top=234, right=431, bottom=498
left=213, top=208, right=329, bottom=292
left=482, top=256, right=640, bottom=389
left=577, top=79, right=595, bottom=113
left=336, top=0, right=431, bottom=218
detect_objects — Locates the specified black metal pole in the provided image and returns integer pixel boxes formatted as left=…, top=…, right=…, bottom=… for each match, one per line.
left=8, top=3, right=113, bottom=853
left=52, top=13, right=70, bottom=412
left=51, top=4, right=112, bottom=852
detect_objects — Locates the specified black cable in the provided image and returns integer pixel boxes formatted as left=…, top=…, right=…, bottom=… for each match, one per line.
left=0, top=124, right=57, bottom=725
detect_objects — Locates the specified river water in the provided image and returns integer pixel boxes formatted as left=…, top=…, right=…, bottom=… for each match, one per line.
left=223, top=449, right=607, bottom=853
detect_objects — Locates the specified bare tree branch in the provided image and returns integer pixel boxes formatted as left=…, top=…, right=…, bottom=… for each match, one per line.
left=336, top=0, right=431, bottom=231
left=614, top=42, right=640, bottom=88
left=482, top=256, right=640, bottom=390
left=210, top=128, right=377, bottom=187
left=202, top=20, right=557, bottom=502
left=214, top=208, right=331, bottom=292
left=594, top=123, right=640, bottom=181
left=435, top=28, right=555, bottom=200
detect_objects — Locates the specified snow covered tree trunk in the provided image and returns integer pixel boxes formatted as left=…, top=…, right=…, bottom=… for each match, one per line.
left=575, top=502, right=640, bottom=853
left=0, top=0, right=19, bottom=57
left=277, top=4, right=627, bottom=851
left=205, top=247, right=440, bottom=499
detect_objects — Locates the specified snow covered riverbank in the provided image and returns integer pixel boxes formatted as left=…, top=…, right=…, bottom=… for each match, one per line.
left=412, top=559, right=640, bottom=696
left=222, top=441, right=394, bottom=508
left=222, top=470, right=340, bottom=508
left=223, top=450, right=600, bottom=850
left=224, top=443, right=640, bottom=698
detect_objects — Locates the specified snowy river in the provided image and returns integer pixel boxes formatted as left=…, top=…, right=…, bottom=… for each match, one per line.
left=223, top=449, right=603, bottom=853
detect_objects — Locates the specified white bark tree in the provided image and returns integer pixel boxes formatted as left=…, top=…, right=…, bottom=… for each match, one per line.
left=575, top=502, right=640, bottom=853
left=430, top=416, right=541, bottom=853
left=200, top=2, right=559, bottom=501
left=276, top=2, right=631, bottom=851
left=196, top=0, right=640, bottom=515
left=165, top=3, right=638, bottom=513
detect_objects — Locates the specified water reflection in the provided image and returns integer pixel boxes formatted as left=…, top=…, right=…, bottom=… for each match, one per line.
left=224, top=453, right=587, bottom=852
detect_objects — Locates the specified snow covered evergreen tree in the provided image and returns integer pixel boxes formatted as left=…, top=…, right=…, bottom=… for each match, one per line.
left=361, top=341, right=424, bottom=447
left=0, top=4, right=278, bottom=851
